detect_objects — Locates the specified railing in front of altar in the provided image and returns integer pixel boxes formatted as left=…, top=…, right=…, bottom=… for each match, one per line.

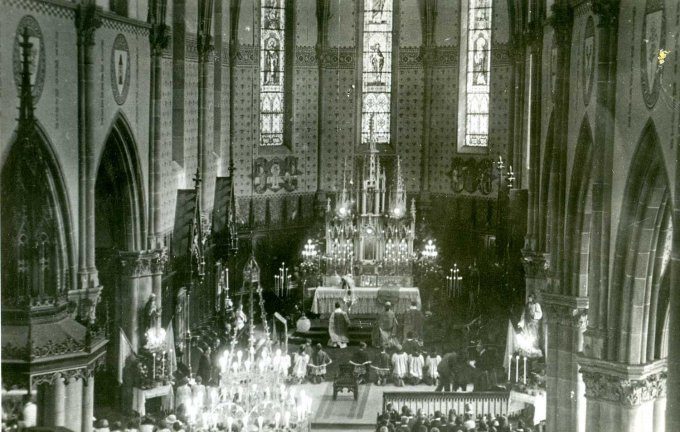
left=382, top=391, right=515, bottom=418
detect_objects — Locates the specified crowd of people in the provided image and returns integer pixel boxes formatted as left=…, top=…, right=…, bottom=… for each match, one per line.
left=377, top=404, right=534, bottom=432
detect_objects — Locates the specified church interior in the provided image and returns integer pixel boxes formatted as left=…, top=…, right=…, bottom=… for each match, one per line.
left=2, top=0, right=680, bottom=431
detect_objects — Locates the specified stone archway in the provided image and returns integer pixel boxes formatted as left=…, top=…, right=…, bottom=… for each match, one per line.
left=580, top=120, right=670, bottom=432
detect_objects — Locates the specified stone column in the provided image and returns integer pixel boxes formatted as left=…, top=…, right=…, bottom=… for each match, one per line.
left=148, top=1, right=169, bottom=249
left=314, top=0, right=330, bottom=216
left=53, top=374, right=66, bottom=427
left=542, top=294, right=588, bottom=432
left=76, top=1, right=101, bottom=290
left=521, top=250, right=549, bottom=297
left=119, top=251, right=158, bottom=352
left=82, top=372, right=95, bottom=432
left=418, top=0, right=436, bottom=205
left=197, top=0, right=214, bottom=212
left=580, top=358, right=667, bottom=432
left=64, top=376, right=83, bottom=432
left=585, top=1, right=620, bottom=358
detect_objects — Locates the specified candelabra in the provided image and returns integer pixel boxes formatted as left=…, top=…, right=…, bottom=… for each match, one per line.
left=421, top=239, right=438, bottom=259
left=274, top=264, right=290, bottom=298
left=188, top=255, right=312, bottom=431
left=301, top=239, right=317, bottom=261
left=446, top=264, right=463, bottom=297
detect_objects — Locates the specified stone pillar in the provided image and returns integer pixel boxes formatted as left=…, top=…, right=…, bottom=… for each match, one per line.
left=119, top=251, right=158, bottom=352
left=76, top=1, right=101, bottom=290
left=148, top=2, right=169, bottom=249
left=82, top=372, right=95, bottom=432
left=542, top=294, right=588, bottom=432
left=53, top=374, right=65, bottom=427
left=418, top=0, right=436, bottom=199
left=586, top=1, right=620, bottom=357
left=521, top=250, right=549, bottom=297
left=197, top=0, right=214, bottom=211
left=580, top=359, right=667, bottom=432
left=315, top=0, right=330, bottom=211
left=64, top=376, right=83, bottom=432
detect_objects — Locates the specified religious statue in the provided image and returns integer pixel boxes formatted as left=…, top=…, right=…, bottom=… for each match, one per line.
left=145, top=293, right=160, bottom=331
left=517, top=293, right=543, bottom=356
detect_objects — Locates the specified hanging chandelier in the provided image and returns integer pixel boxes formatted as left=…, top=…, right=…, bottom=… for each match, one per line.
left=185, top=255, right=312, bottom=431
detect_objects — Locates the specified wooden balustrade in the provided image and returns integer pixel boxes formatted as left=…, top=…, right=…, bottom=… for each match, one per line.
left=383, top=391, right=514, bottom=418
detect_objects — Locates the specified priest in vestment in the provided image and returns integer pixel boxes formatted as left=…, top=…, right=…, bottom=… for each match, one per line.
left=328, top=301, right=351, bottom=348
left=374, top=302, right=401, bottom=350
left=401, top=300, right=424, bottom=341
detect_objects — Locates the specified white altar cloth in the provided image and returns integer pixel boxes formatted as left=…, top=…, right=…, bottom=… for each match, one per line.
left=311, top=287, right=421, bottom=315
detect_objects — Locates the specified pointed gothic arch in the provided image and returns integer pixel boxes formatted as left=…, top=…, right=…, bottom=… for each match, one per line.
left=1, top=122, right=76, bottom=306
left=565, top=117, right=595, bottom=297
left=95, top=112, right=146, bottom=254
left=610, top=120, right=672, bottom=364
left=538, top=112, right=555, bottom=254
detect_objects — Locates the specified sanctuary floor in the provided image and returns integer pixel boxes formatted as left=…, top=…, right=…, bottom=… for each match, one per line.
left=297, top=381, right=413, bottom=431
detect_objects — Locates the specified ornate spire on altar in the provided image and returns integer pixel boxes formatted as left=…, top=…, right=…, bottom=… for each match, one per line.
left=323, top=117, right=416, bottom=288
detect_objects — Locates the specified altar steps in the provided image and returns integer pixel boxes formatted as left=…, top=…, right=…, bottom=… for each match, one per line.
left=292, top=316, right=375, bottom=345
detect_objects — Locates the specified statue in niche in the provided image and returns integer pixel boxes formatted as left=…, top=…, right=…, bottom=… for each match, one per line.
left=145, top=293, right=160, bottom=331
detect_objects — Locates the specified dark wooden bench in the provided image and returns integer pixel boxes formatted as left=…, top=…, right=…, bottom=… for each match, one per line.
left=333, top=364, right=358, bottom=400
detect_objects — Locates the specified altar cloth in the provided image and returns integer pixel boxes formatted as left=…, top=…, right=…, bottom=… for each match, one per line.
left=311, top=287, right=421, bottom=315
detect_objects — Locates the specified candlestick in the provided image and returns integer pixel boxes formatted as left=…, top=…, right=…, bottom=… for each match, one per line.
left=508, top=355, right=512, bottom=382
left=523, top=356, right=527, bottom=384
left=515, top=354, right=520, bottom=382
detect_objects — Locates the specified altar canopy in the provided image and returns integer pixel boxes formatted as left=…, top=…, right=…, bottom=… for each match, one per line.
left=311, top=286, right=421, bottom=315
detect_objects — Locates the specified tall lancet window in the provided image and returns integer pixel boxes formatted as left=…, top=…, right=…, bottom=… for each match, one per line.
left=260, top=0, right=286, bottom=146
left=361, top=0, right=394, bottom=145
left=458, top=0, right=493, bottom=151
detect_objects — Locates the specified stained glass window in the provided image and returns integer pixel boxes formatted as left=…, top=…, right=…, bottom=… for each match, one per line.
left=464, top=0, right=492, bottom=147
left=361, top=0, right=393, bottom=145
left=260, top=0, right=285, bottom=146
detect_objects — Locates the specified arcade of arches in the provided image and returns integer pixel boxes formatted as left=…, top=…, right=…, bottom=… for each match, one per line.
left=1, top=1, right=679, bottom=432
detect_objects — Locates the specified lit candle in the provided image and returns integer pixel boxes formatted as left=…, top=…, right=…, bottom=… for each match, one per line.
left=508, top=355, right=512, bottom=382
left=257, top=416, right=264, bottom=431
left=152, top=352, right=156, bottom=380
left=523, top=356, right=527, bottom=384
left=275, top=412, right=281, bottom=430
left=515, top=355, right=520, bottom=382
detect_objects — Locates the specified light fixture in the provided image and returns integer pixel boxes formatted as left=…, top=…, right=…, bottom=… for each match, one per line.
left=302, top=239, right=317, bottom=260
left=184, top=255, right=312, bottom=431
left=421, top=239, right=438, bottom=259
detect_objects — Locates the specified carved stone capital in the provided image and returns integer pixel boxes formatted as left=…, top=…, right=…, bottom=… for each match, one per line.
left=548, top=3, right=574, bottom=47
left=592, top=0, right=621, bottom=29
left=76, top=2, right=101, bottom=47
left=541, top=293, right=589, bottom=327
left=581, top=369, right=667, bottom=407
left=149, top=24, right=170, bottom=56
left=521, top=250, right=550, bottom=279
left=119, top=250, right=165, bottom=277
left=197, top=32, right=214, bottom=60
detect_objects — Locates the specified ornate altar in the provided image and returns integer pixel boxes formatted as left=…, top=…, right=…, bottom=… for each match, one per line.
left=320, top=128, right=418, bottom=313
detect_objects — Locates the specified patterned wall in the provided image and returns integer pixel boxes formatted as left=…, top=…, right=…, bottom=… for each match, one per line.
left=396, top=48, right=424, bottom=192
